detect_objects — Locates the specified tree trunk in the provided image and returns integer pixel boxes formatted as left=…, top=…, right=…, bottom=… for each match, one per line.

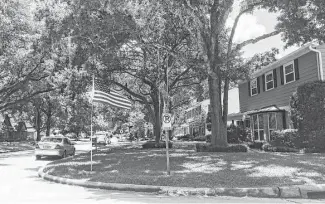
left=45, top=102, right=52, bottom=136
left=150, top=92, right=162, bottom=143
left=35, top=106, right=42, bottom=141
left=221, top=78, right=230, bottom=142
left=208, top=75, right=228, bottom=147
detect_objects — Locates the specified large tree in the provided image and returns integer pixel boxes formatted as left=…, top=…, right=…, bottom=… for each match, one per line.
left=0, top=0, right=57, bottom=112
left=53, top=0, right=206, bottom=142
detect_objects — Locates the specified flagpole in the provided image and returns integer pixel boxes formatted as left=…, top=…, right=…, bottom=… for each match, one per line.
left=90, top=75, right=94, bottom=172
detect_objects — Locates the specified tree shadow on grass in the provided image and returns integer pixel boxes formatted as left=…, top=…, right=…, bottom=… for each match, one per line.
left=51, top=148, right=325, bottom=188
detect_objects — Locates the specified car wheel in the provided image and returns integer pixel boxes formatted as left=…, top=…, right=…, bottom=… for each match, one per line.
left=61, top=151, right=66, bottom=159
left=35, top=155, right=41, bottom=160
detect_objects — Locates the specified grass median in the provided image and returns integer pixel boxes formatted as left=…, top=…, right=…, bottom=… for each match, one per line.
left=44, top=143, right=325, bottom=188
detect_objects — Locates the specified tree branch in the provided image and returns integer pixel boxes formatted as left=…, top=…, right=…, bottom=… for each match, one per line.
left=0, top=88, right=55, bottom=112
left=234, top=30, right=283, bottom=51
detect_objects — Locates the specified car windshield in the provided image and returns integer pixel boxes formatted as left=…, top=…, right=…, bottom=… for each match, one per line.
left=41, top=138, right=63, bottom=143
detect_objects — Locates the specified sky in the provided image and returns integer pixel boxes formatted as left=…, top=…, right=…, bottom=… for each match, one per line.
left=227, top=7, right=300, bottom=114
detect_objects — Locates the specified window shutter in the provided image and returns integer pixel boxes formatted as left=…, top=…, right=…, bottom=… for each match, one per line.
left=280, top=65, right=284, bottom=85
left=262, top=74, right=265, bottom=91
left=294, top=58, right=299, bottom=80
left=257, top=77, right=260, bottom=94
left=248, top=81, right=251, bottom=96
left=273, top=69, right=277, bottom=88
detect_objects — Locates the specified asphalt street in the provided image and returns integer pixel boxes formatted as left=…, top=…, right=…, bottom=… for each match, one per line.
left=0, top=141, right=325, bottom=204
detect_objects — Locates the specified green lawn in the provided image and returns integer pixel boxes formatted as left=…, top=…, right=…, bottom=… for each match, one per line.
left=0, top=141, right=35, bottom=153
left=45, top=143, right=325, bottom=188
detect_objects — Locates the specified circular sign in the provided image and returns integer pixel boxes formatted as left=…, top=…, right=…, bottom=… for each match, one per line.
left=163, top=114, right=171, bottom=123
left=120, top=129, right=124, bottom=134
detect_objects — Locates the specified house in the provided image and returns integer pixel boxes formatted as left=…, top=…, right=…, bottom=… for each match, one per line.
left=228, top=43, right=325, bottom=142
left=177, top=88, right=239, bottom=137
left=0, top=114, right=28, bottom=141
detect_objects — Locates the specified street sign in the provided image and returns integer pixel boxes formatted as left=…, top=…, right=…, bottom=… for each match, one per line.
left=162, top=113, right=172, bottom=129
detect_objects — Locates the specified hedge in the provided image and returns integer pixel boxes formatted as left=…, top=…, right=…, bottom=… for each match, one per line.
left=196, top=143, right=248, bottom=152
left=248, top=141, right=264, bottom=150
left=262, top=144, right=299, bottom=152
left=269, top=129, right=301, bottom=148
left=142, top=141, right=173, bottom=149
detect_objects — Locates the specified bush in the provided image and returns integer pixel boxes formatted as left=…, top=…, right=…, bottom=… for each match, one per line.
left=290, top=81, right=325, bottom=150
left=248, top=141, right=264, bottom=149
left=227, top=125, right=240, bottom=143
left=142, top=141, right=173, bottom=149
left=269, top=129, right=301, bottom=148
left=192, top=135, right=206, bottom=141
left=263, top=144, right=299, bottom=152
left=179, top=134, right=191, bottom=141
left=206, top=134, right=211, bottom=143
left=196, top=143, right=248, bottom=152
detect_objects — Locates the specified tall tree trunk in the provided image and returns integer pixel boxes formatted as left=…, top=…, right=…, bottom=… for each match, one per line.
left=221, top=78, right=230, bottom=142
left=206, top=0, right=229, bottom=147
left=45, top=102, right=52, bottom=136
left=208, top=75, right=227, bottom=146
left=151, top=92, right=162, bottom=143
left=35, top=106, right=42, bottom=141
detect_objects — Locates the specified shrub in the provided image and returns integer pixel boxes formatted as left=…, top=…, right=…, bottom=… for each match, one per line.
left=248, top=141, right=264, bottom=149
left=263, top=144, right=299, bottom=152
left=227, top=125, right=240, bottom=143
left=142, top=141, right=173, bottom=149
left=290, top=81, right=325, bottom=150
left=206, top=134, right=211, bottom=143
left=196, top=143, right=248, bottom=152
left=192, top=135, right=206, bottom=141
left=269, top=129, right=301, bottom=148
left=179, top=134, right=191, bottom=141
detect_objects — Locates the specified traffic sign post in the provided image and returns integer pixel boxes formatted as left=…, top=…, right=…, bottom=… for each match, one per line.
left=162, top=112, right=171, bottom=175
left=162, top=113, right=172, bottom=129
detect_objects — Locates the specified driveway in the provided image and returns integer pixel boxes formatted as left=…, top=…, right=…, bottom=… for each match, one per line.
left=0, top=141, right=324, bottom=203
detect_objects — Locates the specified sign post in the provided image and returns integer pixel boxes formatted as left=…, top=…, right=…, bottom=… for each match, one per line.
left=162, top=113, right=171, bottom=175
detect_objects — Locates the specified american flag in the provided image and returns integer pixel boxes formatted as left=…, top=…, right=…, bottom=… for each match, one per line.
left=92, top=79, right=132, bottom=110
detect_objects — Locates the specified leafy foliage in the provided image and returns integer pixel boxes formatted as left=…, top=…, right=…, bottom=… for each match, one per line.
left=290, top=81, right=325, bottom=150
left=196, top=143, right=248, bottom=152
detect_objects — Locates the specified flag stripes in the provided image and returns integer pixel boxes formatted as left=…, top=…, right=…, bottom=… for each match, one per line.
left=92, top=79, right=132, bottom=110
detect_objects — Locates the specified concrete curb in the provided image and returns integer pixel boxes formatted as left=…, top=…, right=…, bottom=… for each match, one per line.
left=38, top=166, right=325, bottom=199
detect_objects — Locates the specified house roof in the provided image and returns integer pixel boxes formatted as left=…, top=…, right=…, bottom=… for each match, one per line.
left=228, top=105, right=291, bottom=121
left=238, top=42, right=318, bottom=85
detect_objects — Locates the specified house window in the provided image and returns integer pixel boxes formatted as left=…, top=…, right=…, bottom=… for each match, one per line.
left=252, top=114, right=265, bottom=141
left=245, top=118, right=250, bottom=128
left=268, top=112, right=277, bottom=141
left=250, top=78, right=258, bottom=96
left=265, top=71, right=274, bottom=91
left=284, top=61, right=295, bottom=84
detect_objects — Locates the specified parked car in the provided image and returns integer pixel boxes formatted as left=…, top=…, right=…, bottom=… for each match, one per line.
left=65, top=133, right=79, bottom=141
left=91, top=132, right=110, bottom=146
left=35, top=136, right=75, bottom=160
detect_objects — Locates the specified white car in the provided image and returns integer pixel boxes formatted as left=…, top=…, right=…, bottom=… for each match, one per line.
left=35, top=136, right=76, bottom=160
left=91, top=133, right=111, bottom=146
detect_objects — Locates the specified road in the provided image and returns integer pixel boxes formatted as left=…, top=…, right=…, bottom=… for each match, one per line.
left=0, top=141, right=324, bottom=204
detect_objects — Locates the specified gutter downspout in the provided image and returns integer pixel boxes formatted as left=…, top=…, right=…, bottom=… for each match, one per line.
left=309, top=45, right=324, bottom=81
